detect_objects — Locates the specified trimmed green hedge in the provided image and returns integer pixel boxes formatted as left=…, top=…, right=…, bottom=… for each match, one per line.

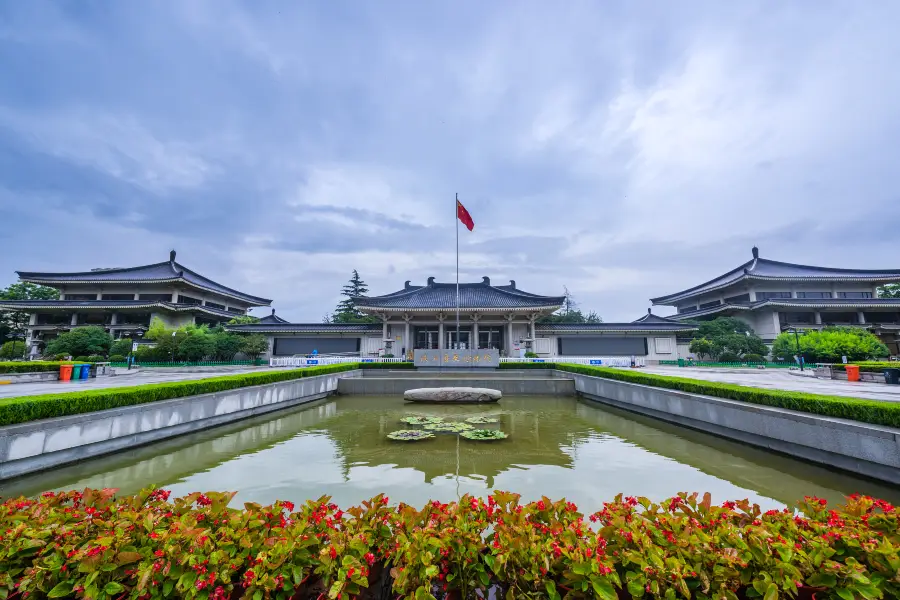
left=833, top=361, right=899, bottom=373
left=556, top=364, right=900, bottom=428
left=358, top=361, right=415, bottom=369
left=0, top=361, right=74, bottom=374
left=0, top=363, right=356, bottom=427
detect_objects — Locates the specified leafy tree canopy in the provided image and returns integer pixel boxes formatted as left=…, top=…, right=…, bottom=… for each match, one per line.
left=878, top=284, right=900, bottom=299
left=686, top=317, right=769, bottom=360
left=330, top=270, right=379, bottom=324
left=227, top=315, right=260, bottom=325
left=0, top=341, right=25, bottom=359
left=45, top=326, right=112, bottom=358
left=0, top=282, right=60, bottom=344
left=772, top=326, right=890, bottom=363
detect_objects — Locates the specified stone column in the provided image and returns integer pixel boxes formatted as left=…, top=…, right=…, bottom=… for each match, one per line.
left=472, top=321, right=479, bottom=350
left=438, top=322, right=444, bottom=350
left=506, top=317, right=515, bottom=356
left=70, top=313, right=78, bottom=327
left=858, top=311, right=866, bottom=324
left=814, top=311, right=822, bottom=325
left=382, top=319, right=388, bottom=341
left=134, top=293, right=140, bottom=300
left=530, top=318, right=536, bottom=340
left=96, top=292, right=102, bottom=300
left=404, top=320, right=411, bottom=355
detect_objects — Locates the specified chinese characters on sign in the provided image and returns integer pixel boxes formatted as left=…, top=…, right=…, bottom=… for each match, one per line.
left=412, top=349, right=500, bottom=368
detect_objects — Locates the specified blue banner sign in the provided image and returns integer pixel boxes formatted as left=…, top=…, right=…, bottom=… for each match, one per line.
left=590, top=359, right=603, bottom=365
left=306, top=359, right=319, bottom=365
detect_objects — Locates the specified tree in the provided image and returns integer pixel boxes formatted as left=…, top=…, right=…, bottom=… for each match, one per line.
left=688, top=317, right=769, bottom=360
left=176, top=332, right=215, bottom=362
left=878, top=284, right=900, bottom=299
left=44, top=326, right=112, bottom=358
left=109, top=338, right=133, bottom=357
left=227, top=315, right=260, bottom=325
left=0, top=282, right=59, bottom=344
left=0, top=341, right=25, bottom=359
left=688, top=338, right=714, bottom=359
left=212, top=331, right=244, bottom=360
left=538, top=287, right=603, bottom=324
left=240, top=334, right=269, bottom=360
left=330, top=270, right=379, bottom=324
left=145, top=317, right=170, bottom=341
left=772, top=327, right=890, bottom=363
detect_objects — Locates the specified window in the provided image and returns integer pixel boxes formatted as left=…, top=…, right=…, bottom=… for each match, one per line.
left=699, top=300, right=721, bottom=309
left=724, top=293, right=751, bottom=304
left=227, top=307, right=244, bottom=314
left=139, top=293, right=173, bottom=302
left=178, top=295, right=202, bottom=306
left=205, top=301, right=225, bottom=310
left=677, top=305, right=697, bottom=314
left=756, top=291, right=792, bottom=300
left=66, top=294, right=97, bottom=301
left=796, top=292, right=832, bottom=299
left=837, top=292, right=873, bottom=299
left=654, top=337, right=673, bottom=354
left=102, top=293, right=135, bottom=301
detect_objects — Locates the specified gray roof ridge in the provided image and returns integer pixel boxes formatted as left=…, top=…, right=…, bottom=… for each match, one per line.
left=650, top=259, right=754, bottom=303
left=749, top=256, right=900, bottom=276
left=18, top=260, right=178, bottom=279
left=173, top=262, right=272, bottom=304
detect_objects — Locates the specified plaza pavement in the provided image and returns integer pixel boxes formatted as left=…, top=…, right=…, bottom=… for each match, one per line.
left=0, top=367, right=289, bottom=399
left=641, top=366, right=900, bottom=403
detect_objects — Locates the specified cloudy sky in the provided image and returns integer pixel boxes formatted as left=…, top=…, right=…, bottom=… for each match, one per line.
left=2, top=2, right=899, bottom=322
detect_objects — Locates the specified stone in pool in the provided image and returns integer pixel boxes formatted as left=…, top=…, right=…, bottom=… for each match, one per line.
left=404, top=387, right=501, bottom=403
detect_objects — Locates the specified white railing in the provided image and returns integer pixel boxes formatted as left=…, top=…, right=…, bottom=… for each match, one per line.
left=269, top=356, right=407, bottom=367
left=270, top=355, right=645, bottom=368
left=501, top=356, right=645, bottom=367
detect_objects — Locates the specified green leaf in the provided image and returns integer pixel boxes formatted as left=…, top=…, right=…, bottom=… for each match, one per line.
left=425, top=565, right=438, bottom=578
left=104, top=582, right=124, bottom=595
left=835, top=589, right=855, bottom=600
left=253, top=591, right=263, bottom=600
left=48, top=582, right=74, bottom=598
left=163, top=581, right=174, bottom=597
left=591, top=576, right=617, bottom=600
left=545, top=580, right=561, bottom=600
left=479, top=570, right=491, bottom=586
left=763, top=583, right=778, bottom=600
left=807, top=573, right=837, bottom=588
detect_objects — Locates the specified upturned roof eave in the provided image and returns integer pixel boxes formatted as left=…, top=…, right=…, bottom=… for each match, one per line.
left=354, top=305, right=564, bottom=313
left=0, top=300, right=239, bottom=318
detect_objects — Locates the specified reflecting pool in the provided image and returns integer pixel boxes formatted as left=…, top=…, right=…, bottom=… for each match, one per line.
left=4, top=396, right=899, bottom=511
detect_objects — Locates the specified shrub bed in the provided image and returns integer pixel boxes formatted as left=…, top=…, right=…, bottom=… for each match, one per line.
left=0, top=364, right=355, bottom=427
left=0, top=489, right=896, bottom=600
left=499, top=362, right=555, bottom=369
left=832, top=362, right=898, bottom=373
left=0, top=361, right=76, bottom=374
left=556, top=364, right=900, bottom=428
left=358, top=361, right=415, bottom=369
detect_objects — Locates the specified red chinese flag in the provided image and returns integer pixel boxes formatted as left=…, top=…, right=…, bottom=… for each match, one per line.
left=457, top=199, right=475, bottom=231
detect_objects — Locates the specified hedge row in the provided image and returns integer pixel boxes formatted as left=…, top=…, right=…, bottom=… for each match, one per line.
left=1, top=489, right=896, bottom=600
left=832, top=361, right=899, bottom=373
left=0, top=364, right=355, bottom=427
left=555, top=363, right=900, bottom=428
left=0, top=361, right=76, bottom=374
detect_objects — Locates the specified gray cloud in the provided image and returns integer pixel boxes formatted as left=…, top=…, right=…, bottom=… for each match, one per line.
left=2, top=1, right=900, bottom=322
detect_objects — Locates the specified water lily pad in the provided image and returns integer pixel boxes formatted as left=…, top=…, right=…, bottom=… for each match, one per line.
left=423, top=422, right=474, bottom=433
left=387, top=430, right=435, bottom=441
left=465, top=416, right=500, bottom=424
left=400, top=416, right=445, bottom=426
left=461, top=429, right=508, bottom=441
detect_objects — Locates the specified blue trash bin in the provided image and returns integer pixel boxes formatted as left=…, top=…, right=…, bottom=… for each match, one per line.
left=79, top=364, right=90, bottom=380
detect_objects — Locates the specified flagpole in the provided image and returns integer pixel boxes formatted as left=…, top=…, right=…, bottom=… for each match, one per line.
left=455, top=193, right=460, bottom=351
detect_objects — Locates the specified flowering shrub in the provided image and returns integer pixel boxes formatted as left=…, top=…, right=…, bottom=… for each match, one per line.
left=0, top=489, right=898, bottom=599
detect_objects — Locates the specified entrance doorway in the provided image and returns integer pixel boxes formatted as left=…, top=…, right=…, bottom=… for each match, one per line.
left=446, top=327, right=472, bottom=350
left=478, top=326, right=504, bottom=352
left=414, top=327, right=440, bottom=349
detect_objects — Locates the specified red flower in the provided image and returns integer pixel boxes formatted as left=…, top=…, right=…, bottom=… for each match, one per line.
left=364, top=552, right=376, bottom=565
left=329, top=547, right=338, bottom=559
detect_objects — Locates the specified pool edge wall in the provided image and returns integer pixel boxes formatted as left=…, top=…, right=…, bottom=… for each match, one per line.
left=570, top=371, right=900, bottom=485
left=0, top=370, right=361, bottom=481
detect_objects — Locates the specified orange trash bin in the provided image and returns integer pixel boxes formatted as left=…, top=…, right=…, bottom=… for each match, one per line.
left=845, top=365, right=860, bottom=382
left=59, top=364, right=74, bottom=382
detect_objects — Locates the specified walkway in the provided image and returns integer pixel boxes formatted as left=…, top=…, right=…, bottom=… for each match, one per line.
left=0, top=367, right=286, bottom=399
left=642, top=366, right=900, bottom=403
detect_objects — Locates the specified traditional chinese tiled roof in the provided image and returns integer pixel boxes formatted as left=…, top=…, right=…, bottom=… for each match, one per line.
left=0, top=299, right=240, bottom=319
left=536, top=322, right=696, bottom=334
left=651, top=247, right=900, bottom=305
left=257, top=309, right=290, bottom=325
left=225, top=323, right=382, bottom=334
left=632, top=310, right=683, bottom=324
left=354, top=277, right=566, bottom=312
left=668, top=298, right=900, bottom=320
left=16, top=250, right=271, bottom=306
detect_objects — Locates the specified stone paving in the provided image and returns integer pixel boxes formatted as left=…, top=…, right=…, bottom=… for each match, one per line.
left=642, top=366, right=900, bottom=403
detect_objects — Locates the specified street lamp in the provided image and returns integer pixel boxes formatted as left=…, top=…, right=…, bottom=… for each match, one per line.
left=171, top=331, right=177, bottom=363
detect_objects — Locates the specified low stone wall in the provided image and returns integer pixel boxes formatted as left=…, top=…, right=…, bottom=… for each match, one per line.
left=0, top=371, right=60, bottom=384
left=338, top=376, right=575, bottom=396
left=570, top=372, right=900, bottom=484
left=0, top=370, right=360, bottom=480
left=831, top=370, right=886, bottom=383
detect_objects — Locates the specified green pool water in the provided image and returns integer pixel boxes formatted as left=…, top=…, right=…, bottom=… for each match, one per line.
left=4, top=395, right=899, bottom=511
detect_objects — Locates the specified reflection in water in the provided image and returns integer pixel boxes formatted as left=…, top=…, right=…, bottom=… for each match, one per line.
left=3, top=396, right=898, bottom=512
